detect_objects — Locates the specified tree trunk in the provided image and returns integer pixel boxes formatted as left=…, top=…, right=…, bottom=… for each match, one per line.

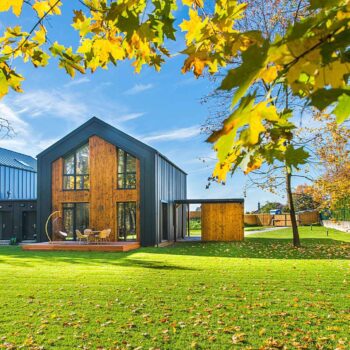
left=285, top=168, right=301, bottom=247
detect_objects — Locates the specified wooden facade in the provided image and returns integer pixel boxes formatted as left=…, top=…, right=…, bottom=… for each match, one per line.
left=51, top=136, right=140, bottom=242
left=201, top=202, right=244, bottom=241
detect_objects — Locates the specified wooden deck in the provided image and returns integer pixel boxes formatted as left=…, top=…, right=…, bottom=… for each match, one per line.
left=21, top=241, right=140, bottom=252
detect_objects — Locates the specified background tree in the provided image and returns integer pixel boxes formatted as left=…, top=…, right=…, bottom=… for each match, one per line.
left=204, top=0, right=314, bottom=246
left=292, top=184, right=319, bottom=212
left=0, top=0, right=349, bottom=247
left=0, top=117, right=14, bottom=138
left=308, top=116, right=350, bottom=211
left=259, top=201, right=286, bottom=214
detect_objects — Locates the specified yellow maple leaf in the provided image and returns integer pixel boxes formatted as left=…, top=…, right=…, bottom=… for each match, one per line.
left=32, top=25, right=46, bottom=45
left=260, top=65, right=279, bottom=84
left=182, top=0, right=204, bottom=7
left=0, top=0, right=24, bottom=17
left=179, top=9, right=207, bottom=43
left=315, top=60, right=349, bottom=89
left=32, top=0, right=61, bottom=18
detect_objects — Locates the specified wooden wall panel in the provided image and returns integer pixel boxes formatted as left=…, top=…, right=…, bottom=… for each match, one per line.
left=202, top=203, right=244, bottom=241
left=89, top=136, right=117, bottom=239
left=51, top=158, right=90, bottom=213
left=51, top=136, right=140, bottom=242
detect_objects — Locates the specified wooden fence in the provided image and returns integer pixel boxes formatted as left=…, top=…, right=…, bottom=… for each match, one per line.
left=189, top=211, right=201, bottom=220
left=244, top=211, right=319, bottom=227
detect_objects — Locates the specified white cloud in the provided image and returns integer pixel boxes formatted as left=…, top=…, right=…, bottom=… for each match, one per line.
left=13, top=89, right=88, bottom=122
left=0, top=102, right=58, bottom=156
left=116, top=112, right=144, bottom=122
left=64, top=77, right=90, bottom=87
left=142, top=125, right=201, bottom=143
left=124, top=83, right=154, bottom=95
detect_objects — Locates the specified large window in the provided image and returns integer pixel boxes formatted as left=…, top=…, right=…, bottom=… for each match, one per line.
left=63, top=203, right=89, bottom=240
left=63, top=144, right=89, bottom=190
left=117, top=149, right=136, bottom=189
left=117, top=202, right=137, bottom=241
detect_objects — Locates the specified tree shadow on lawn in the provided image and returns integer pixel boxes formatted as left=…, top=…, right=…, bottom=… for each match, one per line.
left=0, top=248, right=199, bottom=270
left=0, top=236, right=349, bottom=268
left=149, top=237, right=350, bottom=260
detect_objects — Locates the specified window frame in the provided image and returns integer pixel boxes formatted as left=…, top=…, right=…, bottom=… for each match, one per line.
left=117, top=201, right=137, bottom=241
left=62, top=144, right=90, bottom=191
left=62, top=202, right=90, bottom=240
left=117, top=149, right=137, bottom=190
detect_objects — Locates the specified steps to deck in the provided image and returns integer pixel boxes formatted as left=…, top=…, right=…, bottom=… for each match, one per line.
left=21, top=241, right=140, bottom=252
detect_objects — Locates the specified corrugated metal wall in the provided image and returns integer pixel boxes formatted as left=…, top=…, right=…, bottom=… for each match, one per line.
left=155, top=154, right=187, bottom=244
left=0, top=166, right=37, bottom=200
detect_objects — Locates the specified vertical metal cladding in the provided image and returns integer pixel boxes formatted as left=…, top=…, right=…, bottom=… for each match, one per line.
left=0, top=165, right=37, bottom=200
left=155, top=153, right=187, bottom=243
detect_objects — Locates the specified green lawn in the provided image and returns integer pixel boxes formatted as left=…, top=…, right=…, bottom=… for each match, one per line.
left=0, top=227, right=349, bottom=349
left=244, top=226, right=270, bottom=232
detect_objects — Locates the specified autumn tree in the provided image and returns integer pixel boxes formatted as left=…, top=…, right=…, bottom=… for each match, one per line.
left=203, top=0, right=314, bottom=246
left=0, top=0, right=349, bottom=246
left=259, top=201, right=286, bottom=214
left=292, top=184, right=319, bottom=212
left=308, top=116, right=350, bottom=211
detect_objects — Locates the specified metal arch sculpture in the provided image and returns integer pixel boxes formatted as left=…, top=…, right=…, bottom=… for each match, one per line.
left=45, top=211, right=61, bottom=243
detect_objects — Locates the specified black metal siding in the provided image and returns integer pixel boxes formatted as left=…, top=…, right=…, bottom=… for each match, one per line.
left=0, top=200, right=37, bottom=241
left=155, top=154, right=187, bottom=243
left=0, top=165, right=37, bottom=200
left=36, top=118, right=157, bottom=246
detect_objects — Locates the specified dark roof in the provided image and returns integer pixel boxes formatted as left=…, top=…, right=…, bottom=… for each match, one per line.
left=0, top=147, right=37, bottom=172
left=37, top=117, right=187, bottom=175
left=175, top=198, right=244, bottom=204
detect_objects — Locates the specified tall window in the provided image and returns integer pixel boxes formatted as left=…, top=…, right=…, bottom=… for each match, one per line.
left=117, top=202, right=137, bottom=241
left=62, top=203, right=89, bottom=240
left=63, top=144, right=89, bottom=190
left=117, top=149, right=136, bottom=189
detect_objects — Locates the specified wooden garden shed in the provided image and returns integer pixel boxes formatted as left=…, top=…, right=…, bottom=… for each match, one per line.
left=175, top=199, right=244, bottom=241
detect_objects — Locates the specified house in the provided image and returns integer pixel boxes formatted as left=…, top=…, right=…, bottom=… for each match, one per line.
left=0, top=147, right=37, bottom=241
left=36, top=117, right=187, bottom=246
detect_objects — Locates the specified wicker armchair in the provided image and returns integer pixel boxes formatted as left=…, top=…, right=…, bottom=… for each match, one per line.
left=98, top=229, right=111, bottom=243
left=76, top=229, right=89, bottom=244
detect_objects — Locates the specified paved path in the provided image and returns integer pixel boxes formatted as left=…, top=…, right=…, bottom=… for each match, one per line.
left=244, top=227, right=288, bottom=236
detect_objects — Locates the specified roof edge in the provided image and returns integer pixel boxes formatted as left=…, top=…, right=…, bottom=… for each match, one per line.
left=37, top=117, right=187, bottom=175
left=175, top=198, right=244, bottom=204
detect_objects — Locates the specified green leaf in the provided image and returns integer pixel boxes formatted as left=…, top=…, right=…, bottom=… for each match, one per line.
left=310, top=88, right=350, bottom=110
left=333, top=93, right=350, bottom=124
left=220, top=42, right=269, bottom=107
left=310, top=0, right=340, bottom=9
left=285, top=146, right=309, bottom=169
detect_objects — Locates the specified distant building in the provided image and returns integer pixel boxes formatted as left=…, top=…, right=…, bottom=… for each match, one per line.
left=0, top=147, right=37, bottom=242
left=0, top=147, right=37, bottom=200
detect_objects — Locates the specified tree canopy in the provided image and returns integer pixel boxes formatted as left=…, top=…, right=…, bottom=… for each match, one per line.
left=0, top=0, right=349, bottom=184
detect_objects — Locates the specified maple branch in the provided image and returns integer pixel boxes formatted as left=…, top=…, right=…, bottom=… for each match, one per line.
left=12, top=0, right=61, bottom=55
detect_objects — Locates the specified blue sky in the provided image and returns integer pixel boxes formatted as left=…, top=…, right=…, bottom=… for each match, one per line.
left=0, top=1, right=289, bottom=211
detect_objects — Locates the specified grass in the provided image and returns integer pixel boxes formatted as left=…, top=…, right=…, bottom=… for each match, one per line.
left=244, top=226, right=271, bottom=232
left=0, top=226, right=349, bottom=349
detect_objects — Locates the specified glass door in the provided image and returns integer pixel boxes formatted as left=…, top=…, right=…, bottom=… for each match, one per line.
left=63, top=203, right=89, bottom=240
left=117, top=202, right=137, bottom=241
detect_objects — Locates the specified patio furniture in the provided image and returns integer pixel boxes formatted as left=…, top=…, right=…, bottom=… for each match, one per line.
left=58, top=231, right=68, bottom=240
left=97, top=229, right=111, bottom=244
left=84, top=229, right=94, bottom=243
left=76, top=229, right=89, bottom=244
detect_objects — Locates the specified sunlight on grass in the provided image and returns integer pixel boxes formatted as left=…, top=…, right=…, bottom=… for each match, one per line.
left=0, top=227, right=349, bottom=349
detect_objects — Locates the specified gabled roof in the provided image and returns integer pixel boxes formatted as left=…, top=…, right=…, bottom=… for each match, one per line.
left=37, top=117, right=187, bottom=174
left=0, top=147, right=37, bottom=172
